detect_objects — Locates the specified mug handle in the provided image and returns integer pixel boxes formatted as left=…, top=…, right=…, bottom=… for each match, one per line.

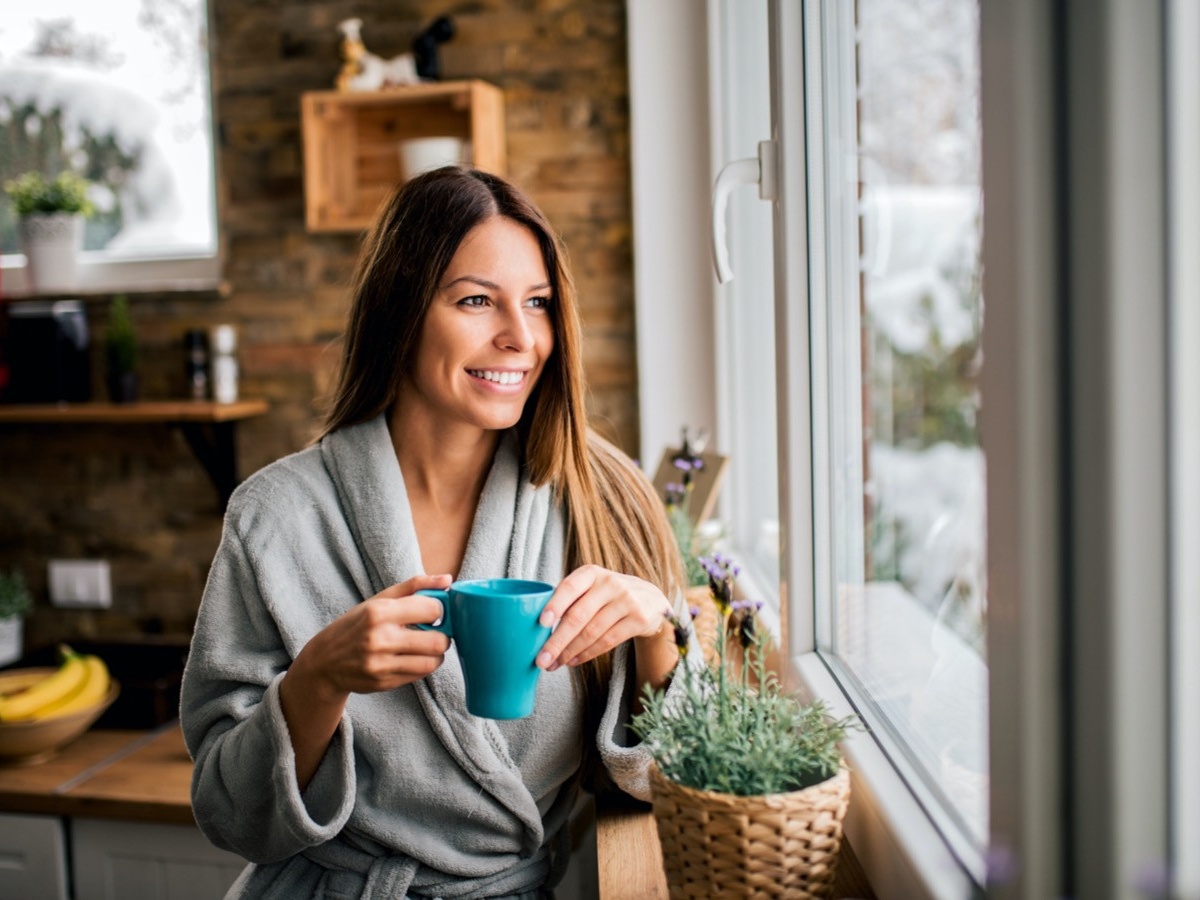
left=414, top=588, right=453, bottom=636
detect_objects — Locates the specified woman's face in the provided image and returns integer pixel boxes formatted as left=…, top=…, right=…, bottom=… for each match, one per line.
left=403, top=216, right=555, bottom=435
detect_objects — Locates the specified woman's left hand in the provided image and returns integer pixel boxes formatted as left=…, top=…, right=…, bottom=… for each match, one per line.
left=535, top=564, right=672, bottom=671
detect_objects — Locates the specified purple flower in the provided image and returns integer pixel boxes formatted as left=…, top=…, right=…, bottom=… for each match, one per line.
left=663, top=609, right=692, bottom=657
left=699, top=554, right=737, bottom=617
left=664, top=482, right=688, bottom=507
left=670, top=452, right=705, bottom=490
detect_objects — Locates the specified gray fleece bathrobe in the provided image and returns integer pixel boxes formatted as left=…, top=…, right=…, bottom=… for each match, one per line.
left=180, top=416, right=666, bottom=900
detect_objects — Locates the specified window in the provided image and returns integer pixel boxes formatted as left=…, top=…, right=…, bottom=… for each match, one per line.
left=638, top=0, right=1198, bottom=894
left=0, top=0, right=217, bottom=293
left=712, top=0, right=987, bottom=877
left=805, top=0, right=987, bottom=849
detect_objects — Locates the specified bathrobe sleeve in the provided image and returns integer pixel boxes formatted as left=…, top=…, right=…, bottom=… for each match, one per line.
left=594, top=604, right=703, bottom=800
left=181, top=523, right=357, bottom=864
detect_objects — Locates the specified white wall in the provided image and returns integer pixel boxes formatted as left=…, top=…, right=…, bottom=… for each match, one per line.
left=625, top=0, right=716, bottom=468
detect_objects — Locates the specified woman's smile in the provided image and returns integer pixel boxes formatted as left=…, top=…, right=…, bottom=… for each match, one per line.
left=466, top=367, right=529, bottom=388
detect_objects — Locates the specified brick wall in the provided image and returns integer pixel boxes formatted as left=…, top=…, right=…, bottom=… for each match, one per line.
left=0, top=0, right=638, bottom=648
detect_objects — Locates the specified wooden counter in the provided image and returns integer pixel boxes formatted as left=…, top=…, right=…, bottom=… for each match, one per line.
left=0, top=726, right=193, bottom=825
left=595, top=804, right=669, bottom=898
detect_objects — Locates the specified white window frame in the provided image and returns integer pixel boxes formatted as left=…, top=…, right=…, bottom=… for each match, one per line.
left=977, top=0, right=1065, bottom=894
left=0, top=252, right=220, bottom=297
left=1167, top=0, right=1200, bottom=893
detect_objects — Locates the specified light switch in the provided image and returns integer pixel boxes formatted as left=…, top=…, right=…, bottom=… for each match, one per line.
left=47, top=560, right=112, bottom=609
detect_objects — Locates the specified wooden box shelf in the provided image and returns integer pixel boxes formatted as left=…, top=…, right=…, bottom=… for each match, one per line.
left=301, top=79, right=506, bottom=233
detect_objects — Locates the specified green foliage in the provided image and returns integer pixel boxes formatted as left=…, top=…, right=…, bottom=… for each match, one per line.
left=632, top=593, right=857, bottom=797
left=0, top=570, right=34, bottom=620
left=0, top=104, right=139, bottom=253
left=4, top=170, right=94, bottom=217
left=669, top=505, right=710, bottom=588
left=864, top=230, right=983, bottom=453
left=106, top=295, right=139, bottom=375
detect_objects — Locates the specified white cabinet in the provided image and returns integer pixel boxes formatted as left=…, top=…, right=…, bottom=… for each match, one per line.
left=71, top=819, right=244, bottom=900
left=0, top=812, right=69, bottom=900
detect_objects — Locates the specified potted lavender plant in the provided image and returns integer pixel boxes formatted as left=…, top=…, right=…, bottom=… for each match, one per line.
left=632, top=555, right=857, bottom=897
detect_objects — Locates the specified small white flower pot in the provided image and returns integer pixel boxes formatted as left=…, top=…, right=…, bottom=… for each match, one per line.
left=0, top=616, right=24, bottom=667
left=19, top=213, right=84, bottom=293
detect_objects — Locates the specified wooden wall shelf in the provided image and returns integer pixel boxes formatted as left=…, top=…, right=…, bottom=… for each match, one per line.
left=0, top=400, right=267, bottom=425
left=301, top=80, right=507, bottom=233
left=0, top=400, right=269, bottom=509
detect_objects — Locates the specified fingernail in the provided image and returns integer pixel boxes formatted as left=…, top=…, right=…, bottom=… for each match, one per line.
left=539, top=611, right=556, bottom=627
left=566, top=656, right=579, bottom=667
left=536, top=651, right=553, bottom=669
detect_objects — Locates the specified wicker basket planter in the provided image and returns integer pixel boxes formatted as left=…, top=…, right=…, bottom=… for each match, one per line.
left=649, top=765, right=851, bottom=899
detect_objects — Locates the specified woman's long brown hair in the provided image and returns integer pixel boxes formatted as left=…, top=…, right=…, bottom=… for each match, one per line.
left=320, top=168, right=685, bottom=785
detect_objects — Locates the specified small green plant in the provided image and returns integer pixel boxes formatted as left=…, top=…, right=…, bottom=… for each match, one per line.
left=633, top=555, right=857, bottom=796
left=0, top=569, right=34, bottom=620
left=3, top=171, right=94, bottom=217
left=106, top=295, right=139, bottom=376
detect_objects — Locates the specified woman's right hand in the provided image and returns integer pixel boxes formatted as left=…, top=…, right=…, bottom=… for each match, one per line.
left=288, top=573, right=453, bottom=701
left=279, top=574, right=451, bottom=790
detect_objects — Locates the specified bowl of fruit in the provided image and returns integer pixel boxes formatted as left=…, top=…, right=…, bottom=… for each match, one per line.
left=0, top=645, right=118, bottom=764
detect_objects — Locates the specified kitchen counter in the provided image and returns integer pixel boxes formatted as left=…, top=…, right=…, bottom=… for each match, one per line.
left=0, top=725, right=194, bottom=825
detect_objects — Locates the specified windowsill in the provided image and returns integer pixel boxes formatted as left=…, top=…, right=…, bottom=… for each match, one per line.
left=1, top=253, right=221, bottom=299
left=794, top=653, right=978, bottom=900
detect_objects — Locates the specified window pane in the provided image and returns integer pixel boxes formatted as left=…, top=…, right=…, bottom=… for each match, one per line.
left=816, top=0, right=987, bottom=844
left=0, top=0, right=216, bottom=258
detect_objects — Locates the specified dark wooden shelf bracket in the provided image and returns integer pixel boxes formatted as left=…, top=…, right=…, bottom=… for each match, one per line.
left=178, top=421, right=239, bottom=511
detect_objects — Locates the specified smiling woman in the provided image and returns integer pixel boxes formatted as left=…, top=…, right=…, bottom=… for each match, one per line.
left=179, top=167, right=692, bottom=899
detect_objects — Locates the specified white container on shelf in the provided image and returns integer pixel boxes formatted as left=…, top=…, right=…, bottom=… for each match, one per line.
left=398, top=136, right=466, bottom=180
left=210, top=324, right=239, bottom=404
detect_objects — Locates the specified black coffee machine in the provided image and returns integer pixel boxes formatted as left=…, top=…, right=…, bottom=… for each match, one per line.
left=1, top=300, right=93, bottom=403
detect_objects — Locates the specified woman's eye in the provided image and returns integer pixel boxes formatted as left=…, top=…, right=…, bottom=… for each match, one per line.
left=458, top=295, right=489, bottom=308
left=526, top=295, right=552, bottom=310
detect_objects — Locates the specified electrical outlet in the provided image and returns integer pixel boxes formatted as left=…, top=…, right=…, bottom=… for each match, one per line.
left=48, top=560, right=113, bottom=609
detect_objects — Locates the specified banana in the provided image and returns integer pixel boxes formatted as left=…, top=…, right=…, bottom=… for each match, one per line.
left=0, top=646, right=87, bottom=721
left=0, top=669, right=56, bottom=699
left=34, top=654, right=112, bottom=720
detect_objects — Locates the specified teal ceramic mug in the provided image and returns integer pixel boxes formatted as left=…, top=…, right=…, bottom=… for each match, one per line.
left=415, top=578, right=555, bottom=719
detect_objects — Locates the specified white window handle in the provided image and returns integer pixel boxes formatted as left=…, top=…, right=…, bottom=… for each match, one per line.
left=711, top=139, right=778, bottom=284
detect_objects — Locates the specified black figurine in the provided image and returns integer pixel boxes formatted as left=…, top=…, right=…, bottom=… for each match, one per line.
left=413, top=16, right=455, bottom=81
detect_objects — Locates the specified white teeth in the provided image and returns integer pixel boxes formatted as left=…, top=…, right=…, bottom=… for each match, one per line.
left=469, top=369, right=524, bottom=385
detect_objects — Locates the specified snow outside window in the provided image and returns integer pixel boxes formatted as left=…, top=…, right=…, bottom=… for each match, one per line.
left=804, top=0, right=988, bottom=852
left=0, top=0, right=216, bottom=288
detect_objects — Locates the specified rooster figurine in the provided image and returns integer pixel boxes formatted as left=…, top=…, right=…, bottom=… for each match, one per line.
left=336, top=18, right=419, bottom=91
